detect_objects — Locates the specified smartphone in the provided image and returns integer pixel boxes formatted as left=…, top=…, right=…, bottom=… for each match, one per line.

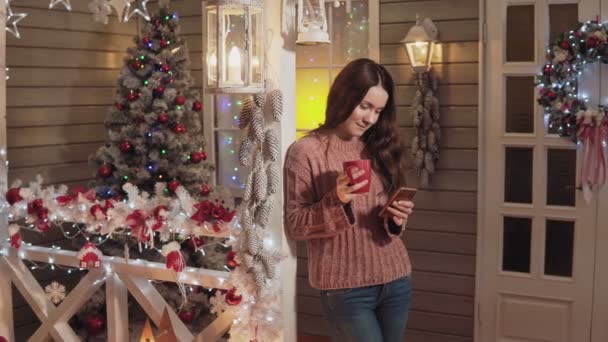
left=379, top=187, right=417, bottom=217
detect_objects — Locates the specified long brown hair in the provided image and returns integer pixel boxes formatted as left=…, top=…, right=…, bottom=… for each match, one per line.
left=312, top=58, right=407, bottom=193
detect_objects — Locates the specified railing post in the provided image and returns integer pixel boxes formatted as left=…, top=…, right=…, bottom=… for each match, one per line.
left=106, top=273, right=129, bottom=342
left=0, top=256, right=14, bottom=341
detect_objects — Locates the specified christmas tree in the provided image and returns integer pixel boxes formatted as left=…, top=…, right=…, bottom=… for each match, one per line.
left=72, top=7, right=233, bottom=339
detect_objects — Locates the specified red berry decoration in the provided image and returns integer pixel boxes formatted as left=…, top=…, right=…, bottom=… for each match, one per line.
left=119, top=140, right=133, bottom=153
left=153, top=86, right=165, bottom=98
left=157, top=113, right=169, bottom=123
left=173, top=124, right=186, bottom=134
left=142, top=37, right=151, bottom=45
left=178, top=310, right=194, bottom=323
left=543, top=64, right=552, bottom=76
left=161, top=63, right=170, bottom=72
left=193, top=101, right=203, bottom=111
left=200, top=184, right=211, bottom=196
left=84, top=313, right=106, bottom=335
left=175, top=95, right=186, bottom=105
left=160, top=39, right=168, bottom=48
left=167, top=180, right=181, bottom=193
left=6, top=188, right=23, bottom=205
left=97, top=164, right=112, bottom=178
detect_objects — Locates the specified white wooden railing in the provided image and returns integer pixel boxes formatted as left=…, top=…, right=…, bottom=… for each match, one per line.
left=0, top=243, right=235, bottom=342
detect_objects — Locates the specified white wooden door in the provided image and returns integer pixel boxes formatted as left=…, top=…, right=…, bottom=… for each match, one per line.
left=479, top=0, right=601, bottom=341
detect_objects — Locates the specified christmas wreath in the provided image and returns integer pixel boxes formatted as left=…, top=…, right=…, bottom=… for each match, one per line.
left=536, top=20, right=608, bottom=200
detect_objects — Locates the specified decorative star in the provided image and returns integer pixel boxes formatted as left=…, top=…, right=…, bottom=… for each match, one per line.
left=5, top=0, right=28, bottom=39
left=48, top=0, right=72, bottom=11
left=123, top=0, right=150, bottom=22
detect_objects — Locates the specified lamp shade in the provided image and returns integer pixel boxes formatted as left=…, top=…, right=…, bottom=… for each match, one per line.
left=401, top=17, right=437, bottom=73
left=296, top=0, right=330, bottom=45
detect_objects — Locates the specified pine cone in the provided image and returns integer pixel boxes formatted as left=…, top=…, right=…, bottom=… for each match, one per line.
left=411, top=136, right=419, bottom=155
left=238, top=97, right=255, bottom=129
left=253, top=91, right=267, bottom=108
left=260, top=254, right=277, bottom=279
left=242, top=252, right=255, bottom=269
left=245, top=228, right=261, bottom=255
left=424, top=152, right=435, bottom=174
left=415, top=149, right=424, bottom=169
left=249, top=107, right=265, bottom=143
left=266, top=161, right=280, bottom=195
left=420, top=169, right=429, bottom=188
left=419, top=132, right=428, bottom=149
left=255, top=198, right=274, bottom=229
left=413, top=109, right=421, bottom=127
left=243, top=173, right=254, bottom=202
left=263, top=129, right=280, bottom=162
left=253, top=168, right=268, bottom=203
left=241, top=206, right=254, bottom=230
left=268, top=88, right=283, bottom=122
left=423, top=109, right=432, bottom=130
left=238, top=137, right=254, bottom=167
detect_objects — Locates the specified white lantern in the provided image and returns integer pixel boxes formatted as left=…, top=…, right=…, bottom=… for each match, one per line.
left=296, top=0, right=330, bottom=45
left=203, top=0, right=264, bottom=93
left=401, top=16, right=438, bottom=73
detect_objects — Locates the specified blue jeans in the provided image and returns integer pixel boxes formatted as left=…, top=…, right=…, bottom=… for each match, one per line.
left=320, top=276, right=412, bottom=342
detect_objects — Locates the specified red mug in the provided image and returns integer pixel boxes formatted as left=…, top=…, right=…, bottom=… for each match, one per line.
left=343, top=159, right=371, bottom=194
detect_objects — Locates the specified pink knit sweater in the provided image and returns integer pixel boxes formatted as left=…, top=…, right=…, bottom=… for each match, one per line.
left=284, top=133, right=412, bottom=290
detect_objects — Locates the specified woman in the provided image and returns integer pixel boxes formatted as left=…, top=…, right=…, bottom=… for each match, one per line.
left=284, top=58, right=414, bottom=342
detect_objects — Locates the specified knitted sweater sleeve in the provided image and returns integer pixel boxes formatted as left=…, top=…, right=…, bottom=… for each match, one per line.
left=284, top=156, right=355, bottom=241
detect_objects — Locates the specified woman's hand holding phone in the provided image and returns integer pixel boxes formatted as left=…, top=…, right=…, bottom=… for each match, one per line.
left=385, top=200, right=414, bottom=226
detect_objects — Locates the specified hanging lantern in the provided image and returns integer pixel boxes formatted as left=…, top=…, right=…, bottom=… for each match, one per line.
left=203, top=0, right=264, bottom=93
left=401, top=15, right=438, bottom=73
left=296, top=0, right=330, bottom=45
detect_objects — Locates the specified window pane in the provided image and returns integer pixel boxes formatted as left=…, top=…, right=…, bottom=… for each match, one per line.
left=215, top=131, right=249, bottom=189
left=549, top=4, right=579, bottom=44
left=296, top=68, right=330, bottom=131
left=545, top=220, right=574, bottom=277
left=506, top=76, right=535, bottom=133
left=507, top=5, right=535, bottom=62
left=505, top=147, right=533, bottom=203
left=215, top=94, right=248, bottom=129
left=547, top=149, right=576, bottom=206
left=332, top=1, right=369, bottom=64
left=503, top=216, right=532, bottom=273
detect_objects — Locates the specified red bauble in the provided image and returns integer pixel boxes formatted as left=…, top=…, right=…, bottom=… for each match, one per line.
left=543, top=64, right=552, bottom=75
left=97, top=164, right=112, bottom=178
left=174, top=95, right=186, bottom=105
left=225, top=288, right=242, bottom=306
left=167, top=180, right=181, bottom=193
left=160, top=39, right=168, bottom=48
left=546, top=91, right=557, bottom=101
left=119, top=140, right=133, bottom=153
left=192, top=101, right=203, bottom=111
left=84, top=313, right=106, bottom=335
left=560, top=41, right=571, bottom=50
left=153, top=86, right=165, bottom=98
left=212, top=206, right=227, bottom=220
left=126, top=91, right=139, bottom=102
left=131, top=60, right=142, bottom=69
left=142, top=37, right=151, bottom=45
left=157, top=113, right=169, bottom=123
left=190, top=151, right=204, bottom=164
left=173, top=124, right=186, bottom=134
left=189, top=236, right=205, bottom=249
left=6, top=188, right=23, bottom=205
left=161, top=63, right=170, bottom=72
left=115, top=102, right=124, bottom=110
left=200, top=184, right=211, bottom=196
left=178, top=311, right=194, bottom=323
left=587, top=36, right=599, bottom=48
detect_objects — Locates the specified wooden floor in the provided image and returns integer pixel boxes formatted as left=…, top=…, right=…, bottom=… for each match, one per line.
left=299, top=334, right=331, bottom=342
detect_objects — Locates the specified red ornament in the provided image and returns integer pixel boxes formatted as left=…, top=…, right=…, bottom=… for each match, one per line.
left=160, top=39, right=168, bottom=48
left=190, top=151, right=204, bottom=163
left=189, top=236, right=205, bottom=249
left=131, top=60, right=142, bottom=69
left=114, top=102, right=124, bottom=110
left=97, top=164, right=112, bottom=178
left=167, top=180, right=181, bottom=193
left=225, top=288, right=242, bottom=306
left=226, top=250, right=239, bottom=268
left=84, top=313, right=106, bottom=335
left=119, top=140, right=133, bottom=153
left=142, top=37, right=151, bottom=45
left=200, top=184, right=211, bottom=196
left=172, top=124, right=186, bottom=134
left=6, top=187, right=23, bottom=205
left=587, top=36, right=599, bottom=48
left=157, top=113, right=169, bottom=123
left=543, top=64, right=553, bottom=75
left=174, top=95, right=186, bottom=105
left=193, top=101, right=203, bottom=111
left=546, top=91, right=557, bottom=101
left=153, top=86, right=165, bottom=98
left=161, top=63, right=170, bottom=72
left=126, top=91, right=139, bottom=102
left=560, top=41, right=571, bottom=50
left=211, top=205, right=227, bottom=220
left=178, top=310, right=194, bottom=323
left=221, top=210, right=236, bottom=223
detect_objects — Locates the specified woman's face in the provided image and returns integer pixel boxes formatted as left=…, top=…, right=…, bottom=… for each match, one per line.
left=335, top=84, right=388, bottom=140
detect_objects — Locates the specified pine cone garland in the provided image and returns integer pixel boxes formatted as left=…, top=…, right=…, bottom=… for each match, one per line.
left=266, top=162, right=280, bottom=195
left=424, top=152, right=435, bottom=174
left=260, top=254, right=277, bottom=279
left=241, top=206, right=254, bottom=230
left=268, top=88, right=283, bottom=122
left=238, top=97, right=255, bottom=129
left=415, top=149, right=424, bottom=169
left=238, top=137, right=254, bottom=167
left=263, top=129, right=280, bottom=162
left=242, top=252, right=255, bottom=269
left=253, top=168, right=268, bottom=203
left=255, top=198, right=274, bottom=229
left=245, top=228, right=261, bottom=255
left=249, top=107, right=265, bottom=143
left=411, top=136, right=419, bottom=155
left=253, top=91, right=267, bottom=108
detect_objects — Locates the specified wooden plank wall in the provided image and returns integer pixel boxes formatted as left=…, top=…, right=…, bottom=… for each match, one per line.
left=296, top=1, right=479, bottom=341
left=5, top=0, right=203, bottom=338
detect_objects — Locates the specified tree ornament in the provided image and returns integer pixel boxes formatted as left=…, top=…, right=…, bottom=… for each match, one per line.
left=5, top=1, right=28, bottom=39
left=174, top=95, right=186, bottom=105
left=123, top=0, right=150, bottom=22
left=153, top=86, right=165, bottom=98
left=119, top=140, right=133, bottom=153
left=560, top=41, right=570, bottom=50
left=200, top=183, right=211, bottom=196
left=131, top=60, right=143, bottom=69
left=77, top=242, right=103, bottom=268
left=167, top=180, right=181, bottom=193
left=249, top=107, right=265, bottom=143
left=114, top=102, right=124, bottom=110
left=146, top=162, right=158, bottom=173
left=160, top=39, right=168, bottom=48
left=6, top=187, right=23, bottom=205
left=192, top=100, right=203, bottom=111
left=172, top=123, right=186, bottom=134
left=142, top=36, right=152, bottom=46
left=98, top=164, right=112, bottom=178
left=161, top=63, right=170, bottom=72
left=45, top=281, right=66, bottom=305
left=253, top=91, right=266, bottom=107
left=157, top=112, right=169, bottom=123
left=225, top=288, right=243, bottom=306
left=162, top=241, right=185, bottom=272
left=84, top=313, right=106, bottom=335
left=126, top=90, right=140, bottom=101
left=178, top=310, right=194, bottom=323
left=190, top=151, right=206, bottom=163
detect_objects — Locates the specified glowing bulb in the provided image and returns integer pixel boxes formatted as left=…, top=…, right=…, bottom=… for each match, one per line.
left=227, top=46, right=243, bottom=84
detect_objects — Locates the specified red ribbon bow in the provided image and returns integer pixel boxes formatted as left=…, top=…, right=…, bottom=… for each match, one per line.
left=126, top=210, right=150, bottom=242
left=56, top=186, right=95, bottom=206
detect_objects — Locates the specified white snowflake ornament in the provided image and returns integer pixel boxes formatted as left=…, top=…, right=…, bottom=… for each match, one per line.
left=45, top=281, right=66, bottom=304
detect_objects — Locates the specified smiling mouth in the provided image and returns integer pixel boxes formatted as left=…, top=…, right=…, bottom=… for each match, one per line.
left=357, top=124, right=367, bottom=130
